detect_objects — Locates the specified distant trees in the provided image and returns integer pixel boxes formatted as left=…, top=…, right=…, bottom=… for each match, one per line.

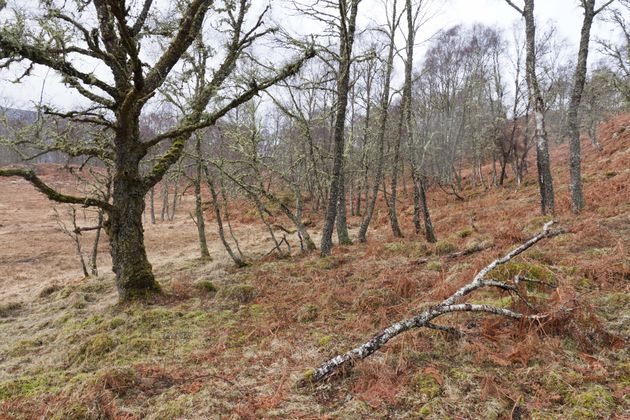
left=598, top=0, right=630, bottom=106
left=1, top=0, right=627, bottom=281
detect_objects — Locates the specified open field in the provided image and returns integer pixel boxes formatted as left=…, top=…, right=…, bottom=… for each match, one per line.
left=0, top=115, right=629, bottom=418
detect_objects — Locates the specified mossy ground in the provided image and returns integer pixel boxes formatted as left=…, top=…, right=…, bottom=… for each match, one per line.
left=1, top=120, right=629, bottom=418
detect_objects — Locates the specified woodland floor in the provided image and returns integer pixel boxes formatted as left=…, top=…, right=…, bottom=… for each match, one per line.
left=0, top=115, right=629, bottom=419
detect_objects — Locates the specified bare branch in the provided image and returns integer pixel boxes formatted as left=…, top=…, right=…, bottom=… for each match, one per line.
left=300, top=222, right=563, bottom=384
left=0, top=168, right=113, bottom=211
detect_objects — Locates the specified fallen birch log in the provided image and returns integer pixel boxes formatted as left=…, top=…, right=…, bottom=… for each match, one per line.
left=300, top=221, right=564, bottom=384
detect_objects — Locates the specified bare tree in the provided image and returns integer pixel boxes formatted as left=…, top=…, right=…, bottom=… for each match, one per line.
left=319, top=0, right=361, bottom=256
left=357, top=0, right=401, bottom=243
left=0, top=0, right=313, bottom=300
left=568, top=0, right=615, bottom=214
left=505, top=0, right=555, bottom=215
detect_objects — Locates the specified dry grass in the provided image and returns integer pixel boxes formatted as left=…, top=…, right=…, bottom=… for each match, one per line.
left=0, top=115, right=629, bottom=418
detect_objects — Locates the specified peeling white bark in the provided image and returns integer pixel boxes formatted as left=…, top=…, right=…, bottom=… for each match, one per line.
left=301, top=221, right=563, bottom=384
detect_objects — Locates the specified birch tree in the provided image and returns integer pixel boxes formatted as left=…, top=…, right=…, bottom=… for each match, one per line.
left=504, top=0, right=555, bottom=215
left=318, top=0, right=361, bottom=256
left=568, top=0, right=615, bottom=214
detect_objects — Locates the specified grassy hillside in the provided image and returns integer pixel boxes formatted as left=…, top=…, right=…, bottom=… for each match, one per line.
left=0, top=115, right=629, bottom=418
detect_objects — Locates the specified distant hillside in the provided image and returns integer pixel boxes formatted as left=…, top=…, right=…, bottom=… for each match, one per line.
left=0, top=107, right=38, bottom=124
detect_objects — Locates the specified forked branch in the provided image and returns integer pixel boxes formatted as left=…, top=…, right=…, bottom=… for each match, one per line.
left=300, top=221, right=564, bottom=384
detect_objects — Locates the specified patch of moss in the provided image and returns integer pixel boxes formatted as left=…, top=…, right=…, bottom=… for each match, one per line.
left=317, top=335, right=333, bottom=348
left=464, top=238, right=493, bottom=253
left=416, top=403, right=433, bottom=417
left=217, top=284, right=257, bottom=304
left=302, top=369, right=316, bottom=382
left=487, top=261, right=555, bottom=287
left=435, top=241, right=457, bottom=255
left=314, top=256, right=345, bottom=270
left=248, top=304, right=266, bottom=318
left=109, top=317, right=125, bottom=329
left=137, top=308, right=177, bottom=327
left=0, top=371, right=66, bottom=399
left=449, top=368, right=474, bottom=382
left=470, top=295, right=513, bottom=309
left=60, top=284, right=78, bottom=298
left=426, top=260, right=442, bottom=271
left=456, top=227, right=474, bottom=238
left=194, top=279, right=217, bottom=294
left=86, top=333, right=116, bottom=356
left=568, top=385, right=615, bottom=418
left=9, top=338, right=44, bottom=357
left=604, top=171, right=618, bottom=178
left=542, top=369, right=581, bottom=399
left=80, top=315, right=105, bottom=329
left=297, top=304, right=319, bottom=323
left=576, top=277, right=594, bottom=289
left=412, top=372, right=441, bottom=401
left=384, top=242, right=406, bottom=253
left=79, top=281, right=108, bottom=295
left=122, top=337, right=156, bottom=353
left=0, top=301, right=22, bottom=318
left=183, top=310, right=207, bottom=320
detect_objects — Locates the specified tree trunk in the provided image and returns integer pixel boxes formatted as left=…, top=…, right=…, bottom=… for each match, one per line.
left=320, top=0, right=359, bottom=256
left=161, top=180, right=170, bottom=221
left=205, top=169, right=247, bottom=267
left=195, top=137, right=211, bottom=259
left=522, top=0, right=555, bottom=215
left=357, top=0, right=397, bottom=243
left=389, top=110, right=404, bottom=238
left=108, top=173, right=160, bottom=300
left=418, top=176, right=437, bottom=243
left=336, top=168, right=353, bottom=245
left=149, top=186, right=156, bottom=224
left=170, top=169, right=180, bottom=221
left=411, top=172, right=422, bottom=234
left=568, top=0, right=599, bottom=214
left=90, top=210, right=104, bottom=277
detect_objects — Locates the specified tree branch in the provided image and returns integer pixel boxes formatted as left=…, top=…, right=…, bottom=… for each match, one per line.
left=0, top=168, right=113, bottom=211
left=300, top=222, right=564, bottom=384
left=504, top=0, right=524, bottom=15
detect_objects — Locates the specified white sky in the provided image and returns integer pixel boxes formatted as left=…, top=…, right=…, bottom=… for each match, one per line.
left=0, top=0, right=622, bottom=111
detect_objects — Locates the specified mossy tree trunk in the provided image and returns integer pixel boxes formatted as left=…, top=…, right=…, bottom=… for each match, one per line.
left=108, top=128, right=160, bottom=300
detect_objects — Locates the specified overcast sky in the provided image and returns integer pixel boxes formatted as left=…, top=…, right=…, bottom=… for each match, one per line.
left=0, top=0, right=622, bottom=111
